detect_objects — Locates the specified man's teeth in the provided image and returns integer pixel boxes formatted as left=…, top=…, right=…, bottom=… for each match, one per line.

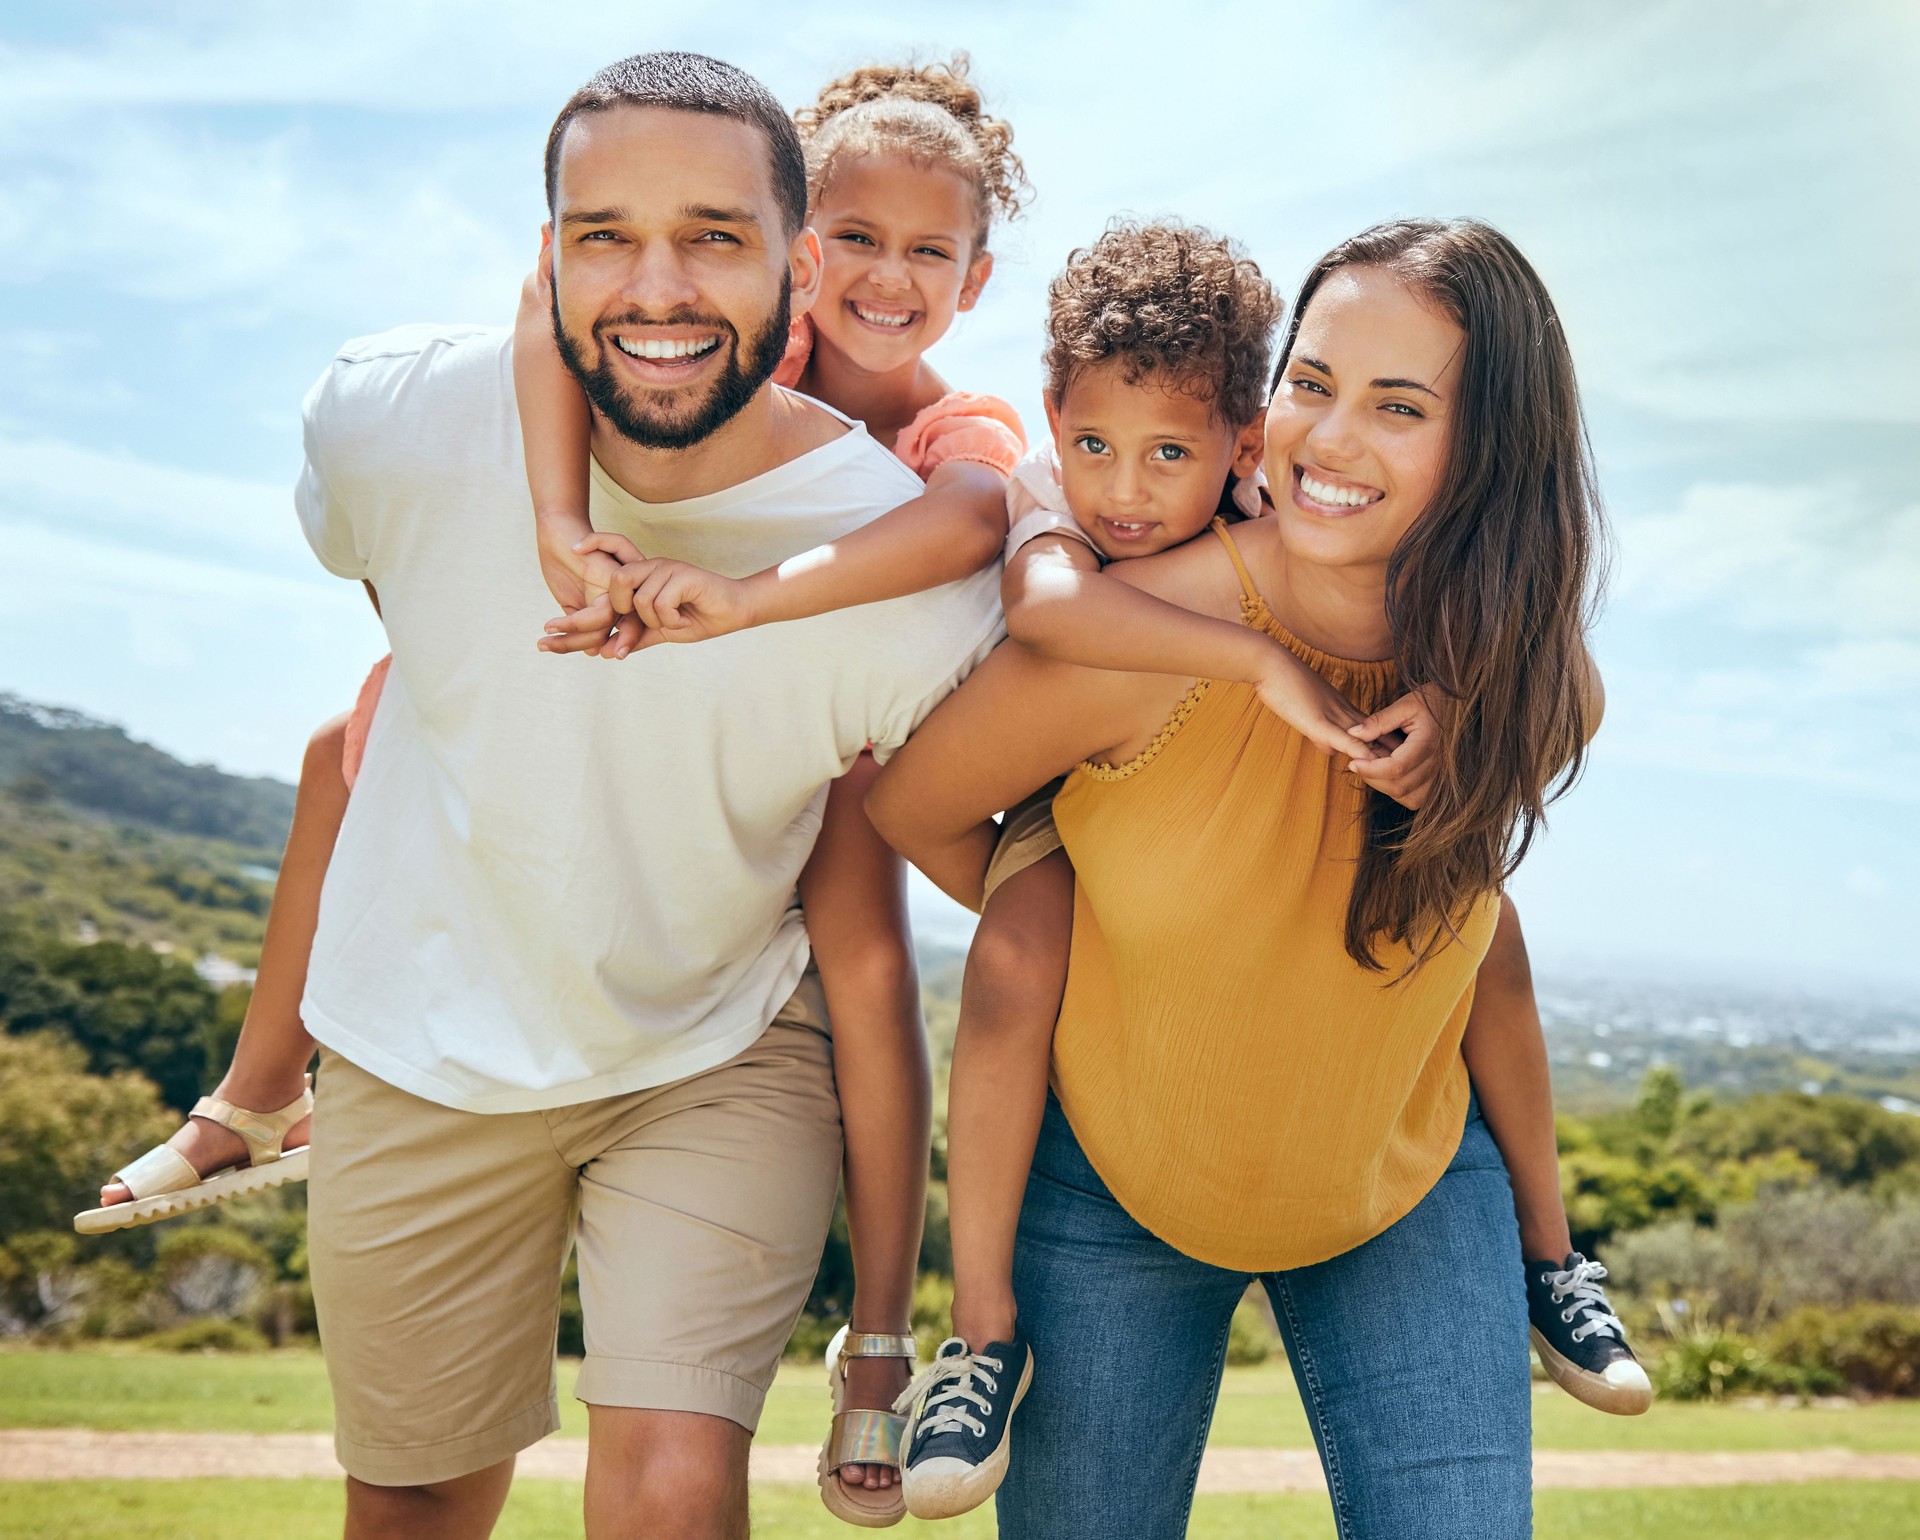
left=852, top=303, right=913, bottom=328
left=1300, top=472, right=1378, bottom=508
left=615, top=336, right=720, bottom=360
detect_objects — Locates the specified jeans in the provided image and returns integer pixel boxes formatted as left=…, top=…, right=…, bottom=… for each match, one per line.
left=998, top=1094, right=1532, bottom=1539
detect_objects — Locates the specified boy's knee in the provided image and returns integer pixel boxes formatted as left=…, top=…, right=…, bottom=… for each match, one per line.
left=305, top=712, right=352, bottom=776
left=1481, top=896, right=1534, bottom=993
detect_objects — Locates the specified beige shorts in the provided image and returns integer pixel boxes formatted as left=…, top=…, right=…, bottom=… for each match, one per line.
left=307, top=975, right=841, bottom=1486
left=982, top=780, right=1066, bottom=905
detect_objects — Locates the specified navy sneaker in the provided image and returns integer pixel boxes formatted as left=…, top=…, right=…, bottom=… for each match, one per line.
left=1527, top=1253, right=1653, bottom=1415
left=895, top=1334, right=1034, bottom=1519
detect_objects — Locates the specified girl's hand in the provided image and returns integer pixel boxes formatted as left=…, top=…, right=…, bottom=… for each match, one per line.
left=602, top=557, right=760, bottom=655
left=1251, top=649, right=1379, bottom=763
left=1348, top=688, right=1444, bottom=809
left=536, top=531, right=645, bottom=658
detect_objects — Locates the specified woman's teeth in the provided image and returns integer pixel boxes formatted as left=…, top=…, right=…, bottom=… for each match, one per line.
left=615, top=336, right=720, bottom=360
left=1299, top=471, right=1379, bottom=508
left=852, top=302, right=914, bottom=328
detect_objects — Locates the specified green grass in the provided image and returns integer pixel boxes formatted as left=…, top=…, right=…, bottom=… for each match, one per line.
left=3, top=1481, right=1919, bottom=1540
left=7, top=1348, right=1920, bottom=1455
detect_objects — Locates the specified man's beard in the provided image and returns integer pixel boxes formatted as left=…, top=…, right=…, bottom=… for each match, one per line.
left=550, top=276, right=792, bottom=452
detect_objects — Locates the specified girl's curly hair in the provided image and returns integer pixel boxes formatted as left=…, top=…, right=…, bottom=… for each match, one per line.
left=795, top=54, right=1030, bottom=249
left=1044, top=221, right=1281, bottom=426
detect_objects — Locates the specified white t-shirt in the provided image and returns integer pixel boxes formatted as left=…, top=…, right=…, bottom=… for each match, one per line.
left=294, top=324, right=1003, bottom=1112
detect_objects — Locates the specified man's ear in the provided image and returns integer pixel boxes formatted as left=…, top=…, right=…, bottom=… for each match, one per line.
left=957, top=250, right=995, bottom=312
left=537, top=224, right=555, bottom=299
left=1230, top=416, right=1266, bottom=480
left=789, top=227, right=823, bottom=319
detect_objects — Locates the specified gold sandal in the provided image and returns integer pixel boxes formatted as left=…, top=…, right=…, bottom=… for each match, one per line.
left=73, top=1078, right=313, bottom=1235
left=818, top=1325, right=918, bottom=1528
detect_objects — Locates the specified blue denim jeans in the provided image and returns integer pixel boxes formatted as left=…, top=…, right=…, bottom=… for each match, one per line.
left=998, top=1094, right=1532, bottom=1539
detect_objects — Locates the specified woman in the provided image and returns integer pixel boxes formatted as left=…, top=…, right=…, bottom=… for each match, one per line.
left=869, top=218, right=1603, bottom=1538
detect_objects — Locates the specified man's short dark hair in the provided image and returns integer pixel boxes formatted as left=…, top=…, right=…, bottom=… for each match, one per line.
left=544, top=52, right=807, bottom=236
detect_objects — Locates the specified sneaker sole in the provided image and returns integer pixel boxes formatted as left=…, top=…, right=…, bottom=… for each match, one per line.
left=73, top=1149, right=310, bottom=1235
left=1531, top=1326, right=1654, bottom=1416
left=901, top=1352, right=1035, bottom=1521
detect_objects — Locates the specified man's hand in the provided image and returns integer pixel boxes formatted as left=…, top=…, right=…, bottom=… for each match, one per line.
left=1250, top=648, right=1379, bottom=764
left=1348, top=687, right=1446, bottom=809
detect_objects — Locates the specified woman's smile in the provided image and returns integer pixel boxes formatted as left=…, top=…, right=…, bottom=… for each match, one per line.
left=1291, top=464, right=1385, bottom=516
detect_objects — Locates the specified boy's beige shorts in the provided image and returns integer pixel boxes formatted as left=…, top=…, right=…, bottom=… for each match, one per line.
left=307, top=973, right=842, bottom=1487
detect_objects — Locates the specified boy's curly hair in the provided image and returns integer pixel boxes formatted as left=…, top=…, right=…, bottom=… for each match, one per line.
left=1044, top=221, right=1281, bottom=426
left=795, top=54, right=1030, bottom=249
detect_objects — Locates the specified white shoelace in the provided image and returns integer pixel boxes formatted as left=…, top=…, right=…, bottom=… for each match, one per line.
left=1549, top=1258, right=1625, bottom=1344
left=894, top=1339, right=1003, bottom=1440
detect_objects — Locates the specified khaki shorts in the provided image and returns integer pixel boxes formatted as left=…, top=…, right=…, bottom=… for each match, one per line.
left=982, top=781, right=1066, bottom=905
left=307, top=975, right=841, bottom=1486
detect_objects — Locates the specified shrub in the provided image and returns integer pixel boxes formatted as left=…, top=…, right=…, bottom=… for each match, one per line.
left=1607, top=1187, right=1920, bottom=1329
left=1227, top=1297, right=1277, bottom=1366
left=1767, top=1304, right=1920, bottom=1397
left=155, top=1227, right=269, bottom=1319
left=1649, top=1328, right=1819, bottom=1401
left=144, top=1316, right=269, bottom=1353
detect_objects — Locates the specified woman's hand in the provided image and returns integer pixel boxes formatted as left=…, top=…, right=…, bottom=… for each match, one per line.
left=1347, top=687, right=1445, bottom=809
left=1250, top=648, right=1379, bottom=763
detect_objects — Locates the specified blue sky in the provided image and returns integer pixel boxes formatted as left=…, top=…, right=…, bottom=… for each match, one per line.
left=1, top=2, right=1915, bottom=992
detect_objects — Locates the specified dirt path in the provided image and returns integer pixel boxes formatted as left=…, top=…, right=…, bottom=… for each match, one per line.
left=4, top=1431, right=1918, bottom=1490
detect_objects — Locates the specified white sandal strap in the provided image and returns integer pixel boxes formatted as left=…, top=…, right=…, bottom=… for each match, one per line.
left=188, top=1076, right=312, bottom=1167
left=113, top=1144, right=202, bottom=1201
left=837, top=1332, right=918, bottom=1361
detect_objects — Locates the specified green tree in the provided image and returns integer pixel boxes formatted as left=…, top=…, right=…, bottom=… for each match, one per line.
left=0, top=1033, right=172, bottom=1239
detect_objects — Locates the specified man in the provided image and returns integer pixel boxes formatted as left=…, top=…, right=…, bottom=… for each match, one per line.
left=295, top=52, right=1001, bottom=1538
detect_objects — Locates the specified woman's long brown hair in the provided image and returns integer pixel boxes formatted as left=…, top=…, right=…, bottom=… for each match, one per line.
left=1277, top=219, right=1607, bottom=972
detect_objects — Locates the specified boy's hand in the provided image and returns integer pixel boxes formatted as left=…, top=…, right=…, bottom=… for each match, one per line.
left=1349, top=687, right=1445, bottom=809
left=1251, top=648, right=1379, bottom=763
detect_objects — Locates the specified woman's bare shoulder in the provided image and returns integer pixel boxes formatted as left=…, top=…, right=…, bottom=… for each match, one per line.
left=1107, top=522, right=1244, bottom=623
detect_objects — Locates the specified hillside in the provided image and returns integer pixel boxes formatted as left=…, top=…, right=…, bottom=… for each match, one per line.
left=0, top=694, right=294, bottom=850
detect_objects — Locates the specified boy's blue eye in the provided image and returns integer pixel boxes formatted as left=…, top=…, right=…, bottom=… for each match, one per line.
left=1150, top=444, right=1188, bottom=462
left=1074, top=435, right=1110, bottom=456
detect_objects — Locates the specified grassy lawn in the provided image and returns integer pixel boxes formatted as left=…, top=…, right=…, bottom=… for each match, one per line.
left=2, top=1480, right=1919, bottom=1540
left=7, top=1347, right=1920, bottom=1456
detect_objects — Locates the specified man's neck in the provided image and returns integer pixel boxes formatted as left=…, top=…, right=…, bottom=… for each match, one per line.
left=589, top=386, right=845, bottom=505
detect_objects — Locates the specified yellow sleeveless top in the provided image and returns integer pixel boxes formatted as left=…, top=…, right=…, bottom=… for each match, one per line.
left=1049, top=520, right=1499, bottom=1272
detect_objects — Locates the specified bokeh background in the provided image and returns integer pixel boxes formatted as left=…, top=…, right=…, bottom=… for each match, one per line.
left=1, top=2, right=1916, bottom=986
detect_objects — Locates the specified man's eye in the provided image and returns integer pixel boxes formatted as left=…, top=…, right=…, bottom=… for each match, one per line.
left=1074, top=435, right=1110, bottom=456
left=1150, top=444, right=1188, bottom=462
left=696, top=230, right=739, bottom=244
left=579, top=230, right=618, bottom=243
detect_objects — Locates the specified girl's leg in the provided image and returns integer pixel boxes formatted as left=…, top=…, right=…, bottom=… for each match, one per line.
left=997, top=1096, right=1247, bottom=1540
left=946, top=848, right=1074, bottom=1348
left=1263, top=1105, right=1532, bottom=1540
left=796, top=753, right=929, bottom=1491
left=99, top=714, right=348, bottom=1205
left=1461, top=896, right=1573, bottom=1261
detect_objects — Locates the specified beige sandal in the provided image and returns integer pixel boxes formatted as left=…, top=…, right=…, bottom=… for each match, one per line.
left=818, top=1325, right=918, bottom=1528
left=73, top=1079, right=313, bottom=1235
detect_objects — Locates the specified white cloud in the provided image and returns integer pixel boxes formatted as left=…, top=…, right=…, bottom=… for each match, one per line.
left=1615, top=483, right=1920, bottom=639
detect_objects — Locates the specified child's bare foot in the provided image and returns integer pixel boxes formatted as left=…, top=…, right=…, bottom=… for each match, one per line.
left=98, top=1085, right=311, bottom=1206
left=838, top=1351, right=912, bottom=1491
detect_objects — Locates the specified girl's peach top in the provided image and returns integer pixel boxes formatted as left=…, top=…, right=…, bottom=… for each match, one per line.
left=1049, top=520, right=1499, bottom=1273
left=773, top=315, right=1025, bottom=479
